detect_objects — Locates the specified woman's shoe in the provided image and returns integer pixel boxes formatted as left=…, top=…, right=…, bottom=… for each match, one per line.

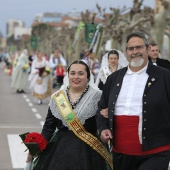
left=37, top=100, right=42, bottom=105
left=20, top=90, right=25, bottom=93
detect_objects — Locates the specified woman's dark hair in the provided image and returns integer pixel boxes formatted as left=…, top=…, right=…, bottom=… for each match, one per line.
left=67, top=60, right=90, bottom=80
left=108, top=50, right=119, bottom=59
left=36, top=50, right=41, bottom=55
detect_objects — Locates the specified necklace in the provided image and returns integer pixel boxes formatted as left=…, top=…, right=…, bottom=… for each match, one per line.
left=70, top=90, right=82, bottom=100
left=66, top=85, right=89, bottom=109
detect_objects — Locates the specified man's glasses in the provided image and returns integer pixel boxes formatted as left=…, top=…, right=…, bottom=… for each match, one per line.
left=126, top=45, right=146, bottom=52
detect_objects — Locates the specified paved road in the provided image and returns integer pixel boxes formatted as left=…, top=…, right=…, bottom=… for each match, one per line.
left=0, top=62, right=170, bottom=170
left=0, top=62, right=57, bottom=170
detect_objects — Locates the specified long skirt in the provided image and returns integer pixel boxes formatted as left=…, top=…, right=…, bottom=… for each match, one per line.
left=33, top=129, right=110, bottom=170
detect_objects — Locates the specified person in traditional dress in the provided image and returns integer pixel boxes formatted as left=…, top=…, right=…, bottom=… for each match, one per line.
left=95, top=49, right=128, bottom=90
left=49, top=49, right=67, bottom=88
left=28, top=51, right=52, bottom=105
left=49, top=49, right=67, bottom=75
left=26, top=60, right=112, bottom=170
left=96, top=31, right=170, bottom=170
left=11, top=49, right=29, bottom=93
left=11, top=50, right=21, bottom=79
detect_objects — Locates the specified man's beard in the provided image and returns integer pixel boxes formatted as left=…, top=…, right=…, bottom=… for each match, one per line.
left=130, top=53, right=145, bottom=67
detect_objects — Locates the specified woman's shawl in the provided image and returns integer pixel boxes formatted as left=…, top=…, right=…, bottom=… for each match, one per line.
left=49, top=87, right=102, bottom=128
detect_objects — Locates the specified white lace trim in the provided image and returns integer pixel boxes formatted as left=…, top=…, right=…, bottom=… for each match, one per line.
left=49, top=87, right=102, bottom=129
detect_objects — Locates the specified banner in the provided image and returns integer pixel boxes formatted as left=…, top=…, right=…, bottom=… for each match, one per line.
left=72, top=21, right=85, bottom=48
left=89, top=24, right=101, bottom=51
left=88, top=24, right=104, bottom=59
left=85, top=24, right=97, bottom=44
left=30, top=35, right=38, bottom=50
left=93, top=25, right=105, bottom=58
left=68, top=21, right=85, bottom=60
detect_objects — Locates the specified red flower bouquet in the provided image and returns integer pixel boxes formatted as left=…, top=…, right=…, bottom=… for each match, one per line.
left=19, top=132, right=47, bottom=156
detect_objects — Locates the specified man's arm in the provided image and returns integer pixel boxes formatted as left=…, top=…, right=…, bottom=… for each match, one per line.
left=96, top=99, right=112, bottom=142
left=96, top=79, right=111, bottom=141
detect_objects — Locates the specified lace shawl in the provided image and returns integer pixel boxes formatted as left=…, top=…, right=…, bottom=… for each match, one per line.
left=96, top=64, right=122, bottom=85
left=49, top=87, right=102, bottom=129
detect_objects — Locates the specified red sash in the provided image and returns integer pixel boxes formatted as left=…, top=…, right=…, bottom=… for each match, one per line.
left=112, top=115, right=170, bottom=155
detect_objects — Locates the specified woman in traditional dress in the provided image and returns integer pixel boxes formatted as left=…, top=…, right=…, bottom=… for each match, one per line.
left=95, top=49, right=128, bottom=90
left=11, top=49, right=29, bottom=93
left=26, top=60, right=112, bottom=170
left=10, top=50, right=21, bottom=78
left=28, top=51, right=52, bottom=105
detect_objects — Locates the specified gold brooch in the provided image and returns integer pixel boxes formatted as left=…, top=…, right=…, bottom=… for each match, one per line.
left=148, top=82, right=151, bottom=87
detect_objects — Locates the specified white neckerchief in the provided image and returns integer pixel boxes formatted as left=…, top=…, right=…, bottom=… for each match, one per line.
left=96, top=64, right=122, bottom=85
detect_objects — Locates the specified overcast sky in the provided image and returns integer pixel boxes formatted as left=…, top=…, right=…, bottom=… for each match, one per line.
left=0, top=0, right=155, bottom=37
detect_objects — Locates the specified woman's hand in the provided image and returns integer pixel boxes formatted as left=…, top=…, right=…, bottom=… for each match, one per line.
left=100, top=108, right=108, bottom=118
left=26, top=153, right=32, bottom=163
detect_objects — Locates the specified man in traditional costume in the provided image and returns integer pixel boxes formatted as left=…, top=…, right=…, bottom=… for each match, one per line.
left=96, top=31, right=170, bottom=170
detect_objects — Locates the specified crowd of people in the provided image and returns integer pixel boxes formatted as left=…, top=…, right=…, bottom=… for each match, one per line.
left=2, top=48, right=68, bottom=105
left=2, top=46, right=129, bottom=105
left=2, top=30, right=170, bottom=170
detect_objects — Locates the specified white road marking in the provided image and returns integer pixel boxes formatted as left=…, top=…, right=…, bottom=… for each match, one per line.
left=28, top=103, right=33, bottom=107
left=26, top=98, right=30, bottom=102
left=6, top=86, right=46, bottom=168
left=22, top=95, right=27, bottom=98
left=32, top=108, right=37, bottom=113
left=7, top=134, right=27, bottom=168
left=35, top=113, right=42, bottom=119
left=40, top=121, right=44, bottom=127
